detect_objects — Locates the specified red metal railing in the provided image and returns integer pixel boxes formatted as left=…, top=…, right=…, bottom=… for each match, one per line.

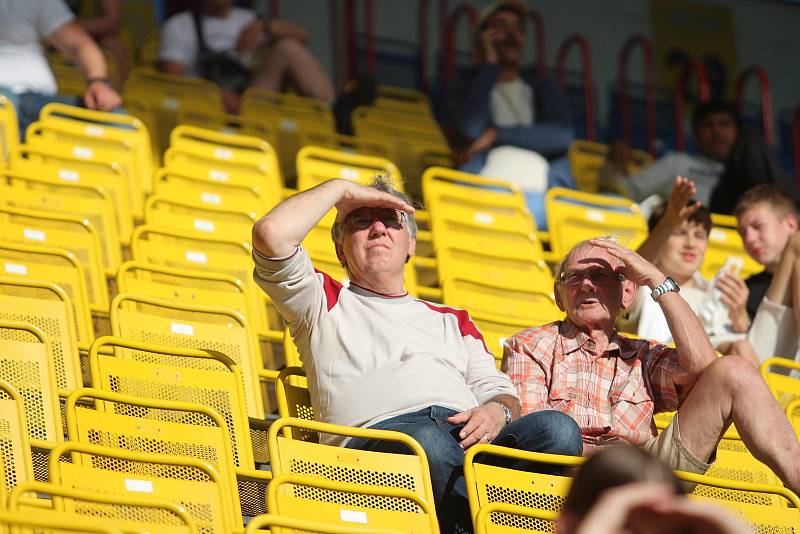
left=793, top=105, right=800, bottom=188
left=342, top=0, right=376, bottom=83
left=442, top=2, right=479, bottom=86
left=556, top=34, right=595, bottom=141
left=617, top=34, right=655, bottom=155
left=417, top=0, right=431, bottom=93
left=673, top=60, right=710, bottom=151
left=735, top=64, right=773, bottom=146
left=528, top=9, right=546, bottom=72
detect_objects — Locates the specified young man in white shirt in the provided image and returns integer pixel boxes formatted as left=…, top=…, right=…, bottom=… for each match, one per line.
left=251, top=176, right=582, bottom=532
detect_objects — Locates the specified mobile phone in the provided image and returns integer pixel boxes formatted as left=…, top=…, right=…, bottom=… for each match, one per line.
left=719, top=256, right=743, bottom=278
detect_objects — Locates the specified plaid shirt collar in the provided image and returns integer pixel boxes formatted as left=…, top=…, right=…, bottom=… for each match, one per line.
left=558, top=320, right=636, bottom=360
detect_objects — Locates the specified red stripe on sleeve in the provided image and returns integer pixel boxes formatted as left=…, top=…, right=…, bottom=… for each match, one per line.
left=419, top=301, right=491, bottom=353
left=315, top=269, right=343, bottom=312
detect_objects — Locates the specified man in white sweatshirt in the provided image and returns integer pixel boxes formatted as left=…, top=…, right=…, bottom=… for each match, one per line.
left=252, top=175, right=582, bottom=532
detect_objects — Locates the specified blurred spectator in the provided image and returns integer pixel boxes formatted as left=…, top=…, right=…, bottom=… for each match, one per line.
left=0, top=0, right=122, bottom=136
left=504, top=236, right=800, bottom=495
left=559, top=446, right=750, bottom=534
left=619, top=177, right=751, bottom=356
left=732, top=184, right=799, bottom=319
left=443, top=0, right=575, bottom=228
left=66, top=0, right=129, bottom=87
left=157, top=0, right=334, bottom=114
left=600, top=100, right=737, bottom=206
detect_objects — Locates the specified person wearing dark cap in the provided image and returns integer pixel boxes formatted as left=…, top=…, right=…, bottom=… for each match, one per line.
left=443, top=0, right=575, bottom=228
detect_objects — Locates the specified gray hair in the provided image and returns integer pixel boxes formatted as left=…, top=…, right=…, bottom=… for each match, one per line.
left=330, top=175, right=418, bottom=244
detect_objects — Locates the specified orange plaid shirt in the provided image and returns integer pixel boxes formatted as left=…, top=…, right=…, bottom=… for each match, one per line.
left=502, top=321, right=681, bottom=447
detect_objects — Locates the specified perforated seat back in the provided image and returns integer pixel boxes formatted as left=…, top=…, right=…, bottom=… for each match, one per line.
left=0, top=380, right=34, bottom=495
left=144, top=195, right=255, bottom=242
left=153, top=167, right=267, bottom=213
left=437, top=247, right=553, bottom=295
left=0, top=277, right=81, bottom=392
left=0, top=321, right=61, bottom=442
left=442, top=277, right=563, bottom=324
left=0, top=205, right=108, bottom=310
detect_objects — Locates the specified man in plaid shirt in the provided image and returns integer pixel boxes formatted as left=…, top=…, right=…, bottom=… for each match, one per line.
left=504, top=237, right=800, bottom=494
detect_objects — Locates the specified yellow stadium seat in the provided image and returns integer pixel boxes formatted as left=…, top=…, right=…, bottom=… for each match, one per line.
left=7, top=147, right=134, bottom=248
left=109, top=292, right=264, bottom=419
left=474, top=504, right=558, bottom=534
left=467, top=312, right=535, bottom=366
left=373, top=85, right=432, bottom=114
left=0, top=93, right=19, bottom=162
left=1, top=170, right=122, bottom=272
left=545, top=187, right=648, bottom=261
left=463, top=444, right=583, bottom=534
left=299, top=130, right=392, bottom=160
left=123, top=67, right=224, bottom=154
left=153, top=166, right=267, bottom=214
left=701, top=213, right=763, bottom=280
left=0, top=321, right=61, bottom=444
left=144, top=195, right=256, bottom=242
left=87, top=336, right=271, bottom=518
left=8, top=480, right=198, bottom=533
left=268, top=417, right=439, bottom=534
left=0, top=379, right=35, bottom=495
left=177, top=107, right=278, bottom=148
left=0, top=241, right=93, bottom=348
left=442, top=276, right=563, bottom=326
left=274, top=367, right=315, bottom=441
left=678, top=470, right=800, bottom=529
left=0, top=204, right=108, bottom=312
left=39, top=102, right=154, bottom=199
left=47, top=441, right=236, bottom=533
left=567, top=139, right=653, bottom=194
left=760, top=358, right=800, bottom=409
left=0, top=277, right=81, bottom=394
left=0, top=510, right=128, bottom=533
left=121, top=95, right=161, bottom=166
left=245, top=513, right=406, bottom=534
left=436, top=246, right=553, bottom=295
left=241, top=88, right=336, bottom=180
left=47, top=50, right=119, bottom=96
left=296, top=145, right=402, bottom=192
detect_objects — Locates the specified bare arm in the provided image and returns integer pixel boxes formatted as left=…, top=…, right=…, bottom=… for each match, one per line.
left=252, top=179, right=414, bottom=258
left=637, top=176, right=700, bottom=262
left=47, top=21, right=121, bottom=110
left=591, top=238, right=717, bottom=380
left=78, top=0, right=122, bottom=39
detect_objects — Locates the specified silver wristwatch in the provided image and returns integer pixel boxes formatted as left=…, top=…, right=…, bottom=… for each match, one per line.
left=492, top=401, right=513, bottom=425
left=650, top=276, right=680, bottom=301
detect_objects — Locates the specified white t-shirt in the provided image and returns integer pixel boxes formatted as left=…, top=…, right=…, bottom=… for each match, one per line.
left=158, top=7, right=256, bottom=77
left=0, top=0, right=74, bottom=94
left=626, top=152, right=724, bottom=205
left=490, top=78, right=534, bottom=127
left=252, top=247, right=517, bottom=446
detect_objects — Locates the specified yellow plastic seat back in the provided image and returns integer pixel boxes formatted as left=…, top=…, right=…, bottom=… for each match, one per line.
left=567, top=140, right=652, bottom=194
left=245, top=513, right=407, bottom=534
left=0, top=277, right=81, bottom=393
left=0, top=509, right=128, bottom=533
left=299, top=130, right=392, bottom=160
left=0, top=321, right=61, bottom=443
left=275, top=367, right=316, bottom=442
left=701, top=214, right=763, bottom=280
left=0, top=93, right=19, bottom=162
left=177, top=107, right=278, bottom=149
left=0, top=204, right=108, bottom=311
left=437, top=246, right=553, bottom=295
left=296, top=145, right=402, bottom=192
left=110, top=292, right=264, bottom=419
left=144, top=195, right=256, bottom=242
left=153, top=167, right=267, bottom=213
left=0, top=241, right=93, bottom=345
left=545, top=187, right=648, bottom=260
left=1, top=171, right=123, bottom=270
left=0, top=379, right=34, bottom=495
left=48, top=441, right=235, bottom=533
left=463, top=444, right=583, bottom=534
left=467, top=312, right=535, bottom=366
left=760, top=358, right=800, bottom=409
left=268, top=417, right=439, bottom=534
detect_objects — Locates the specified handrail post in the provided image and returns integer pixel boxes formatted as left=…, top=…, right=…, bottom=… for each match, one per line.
left=442, top=3, right=479, bottom=86
left=672, top=60, right=710, bottom=151
left=793, top=105, right=800, bottom=189
left=556, top=34, right=595, bottom=141
left=735, top=64, right=774, bottom=145
left=618, top=34, right=655, bottom=155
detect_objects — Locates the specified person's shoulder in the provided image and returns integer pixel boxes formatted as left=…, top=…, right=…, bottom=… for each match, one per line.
left=162, top=10, right=193, bottom=31
left=231, top=7, right=257, bottom=23
left=510, top=321, right=562, bottom=344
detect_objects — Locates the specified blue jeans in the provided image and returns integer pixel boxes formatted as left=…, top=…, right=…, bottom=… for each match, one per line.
left=346, top=405, right=582, bottom=533
left=0, top=87, right=79, bottom=141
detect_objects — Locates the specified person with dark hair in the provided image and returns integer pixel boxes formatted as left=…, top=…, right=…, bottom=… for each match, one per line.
left=600, top=100, right=739, bottom=206
left=618, top=176, right=751, bottom=353
left=559, top=447, right=749, bottom=534
left=442, top=0, right=575, bottom=228
left=251, top=175, right=583, bottom=532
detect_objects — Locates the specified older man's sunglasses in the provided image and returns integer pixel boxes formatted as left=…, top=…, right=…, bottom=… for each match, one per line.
left=346, top=208, right=406, bottom=230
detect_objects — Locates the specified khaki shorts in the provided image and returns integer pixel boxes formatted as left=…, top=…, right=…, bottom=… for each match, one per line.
left=641, top=412, right=711, bottom=475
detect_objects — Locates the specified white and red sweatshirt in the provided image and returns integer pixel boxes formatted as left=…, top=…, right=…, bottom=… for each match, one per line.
left=253, top=247, right=518, bottom=445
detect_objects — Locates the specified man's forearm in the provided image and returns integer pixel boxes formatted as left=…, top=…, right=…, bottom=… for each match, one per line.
left=487, top=394, right=521, bottom=421
left=69, top=37, right=109, bottom=80
left=252, top=179, right=347, bottom=258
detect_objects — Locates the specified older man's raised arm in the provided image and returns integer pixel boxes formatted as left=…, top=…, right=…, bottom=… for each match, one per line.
left=252, top=178, right=414, bottom=258
left=590, top=238, right=717, bottom=382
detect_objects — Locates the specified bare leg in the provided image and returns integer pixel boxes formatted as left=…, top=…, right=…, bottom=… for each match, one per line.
left=676, top=355, right=800, bottom=494
left=99, top=34, right=129, bottom=88
left=250, top=38, right=335, bottom=101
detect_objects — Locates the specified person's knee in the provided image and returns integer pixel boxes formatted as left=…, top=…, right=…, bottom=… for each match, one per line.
left=270, top=36, right=305, bottom=59
left=703, top=355, right=761, bottom=393
left=516, top=410, right=583, bottom=456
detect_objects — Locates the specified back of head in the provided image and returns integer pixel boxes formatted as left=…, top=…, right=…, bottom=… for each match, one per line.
left=733, top=183, right=798, bottom=221
left=563, top=446, right=683, bottom=519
